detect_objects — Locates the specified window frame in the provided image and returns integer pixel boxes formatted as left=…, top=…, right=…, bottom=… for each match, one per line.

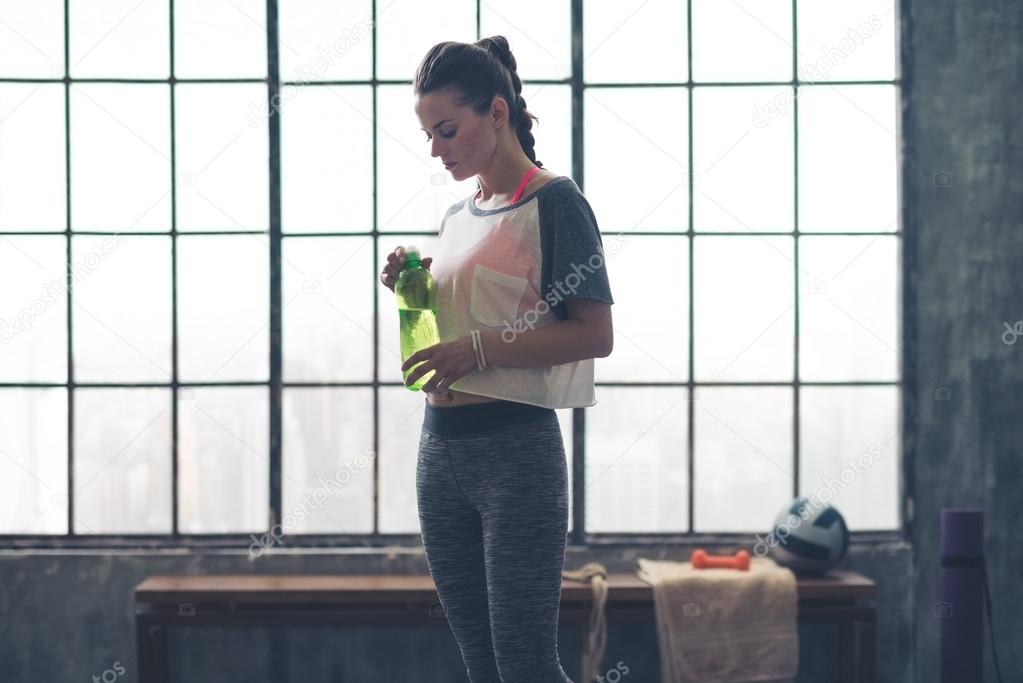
left=0, top=0, right=907, bottom=549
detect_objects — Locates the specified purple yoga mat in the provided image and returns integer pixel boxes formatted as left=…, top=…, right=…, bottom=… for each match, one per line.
left=939, top=508, right=984, bottom=683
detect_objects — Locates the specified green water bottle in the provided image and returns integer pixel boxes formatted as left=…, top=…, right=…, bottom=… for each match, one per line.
left=396, top=245, right=441, bottom=391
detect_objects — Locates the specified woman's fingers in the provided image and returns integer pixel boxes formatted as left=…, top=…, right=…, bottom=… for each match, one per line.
left=385, top=248, right=404, bottom=273
left=382, top=247, right=433, bottom=291
left=381, top=246, right=407, bottom=291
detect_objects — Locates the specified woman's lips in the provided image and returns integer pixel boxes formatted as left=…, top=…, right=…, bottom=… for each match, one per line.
left=444, top=161, right=457, bottom=169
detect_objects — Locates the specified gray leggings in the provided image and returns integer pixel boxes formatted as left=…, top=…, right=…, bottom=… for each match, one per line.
left=416, top=399, right=574, bottom=683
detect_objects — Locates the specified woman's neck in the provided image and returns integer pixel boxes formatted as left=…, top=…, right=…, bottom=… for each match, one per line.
left=475, top=150, right=538, bottom=203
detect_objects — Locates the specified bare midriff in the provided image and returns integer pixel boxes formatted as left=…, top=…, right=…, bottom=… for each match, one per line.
left=425, top=388, right=502, bottom=408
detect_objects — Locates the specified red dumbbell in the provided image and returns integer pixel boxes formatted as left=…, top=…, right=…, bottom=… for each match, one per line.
left=690, top=548, right=751, bottom=571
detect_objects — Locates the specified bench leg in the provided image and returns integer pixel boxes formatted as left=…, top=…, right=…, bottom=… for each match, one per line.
left=860, top=613, right=876, bottom=683
left=136, top=614, right=169, bottom=683
left=839, top=620, right=853, bottom=683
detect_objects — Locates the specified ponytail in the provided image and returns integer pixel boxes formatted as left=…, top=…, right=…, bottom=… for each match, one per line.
left=475, top=36, right=543, bottom=169
left=414, top=35, right=543, bottom=168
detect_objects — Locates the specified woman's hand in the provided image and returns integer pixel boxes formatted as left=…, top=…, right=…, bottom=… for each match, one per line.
left=380, top=245, right=432, bottom=293
left=402, top=335, right=479, bottom=393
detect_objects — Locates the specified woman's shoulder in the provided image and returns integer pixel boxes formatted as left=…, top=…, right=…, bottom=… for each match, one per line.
left=531, top=171, right=579, bottom=199
left=532, top=168, right=565, bottom=188
left=533, top=174, right=592, bottom=212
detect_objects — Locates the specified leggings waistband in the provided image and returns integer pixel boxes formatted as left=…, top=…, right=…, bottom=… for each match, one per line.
left=423, top=399, right=555, bottom=438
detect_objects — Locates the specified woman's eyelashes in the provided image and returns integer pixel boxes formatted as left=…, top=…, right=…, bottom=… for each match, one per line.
left=425, top=129, right=456, bottom=141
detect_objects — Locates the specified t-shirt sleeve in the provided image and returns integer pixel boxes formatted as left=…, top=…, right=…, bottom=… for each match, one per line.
left=539, top=182, right=615, bottom=320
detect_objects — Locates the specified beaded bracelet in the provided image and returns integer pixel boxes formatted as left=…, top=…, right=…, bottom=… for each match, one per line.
left=476, top=329, right=488, bottom=368
left=470, top=329, right=488, bottom=372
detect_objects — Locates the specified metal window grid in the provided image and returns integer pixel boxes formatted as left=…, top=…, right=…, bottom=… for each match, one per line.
left=0, top=0, right=905, bottom=549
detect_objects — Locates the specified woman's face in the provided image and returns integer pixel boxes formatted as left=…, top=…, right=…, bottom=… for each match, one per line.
left=414, top=89, right=503, bottom=183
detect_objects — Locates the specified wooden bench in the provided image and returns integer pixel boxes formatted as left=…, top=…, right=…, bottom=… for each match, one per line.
left=135, top=571, right=876, bottom=683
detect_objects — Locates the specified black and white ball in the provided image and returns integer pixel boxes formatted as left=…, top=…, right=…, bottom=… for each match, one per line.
left=768, top=497, right=849, bottom=575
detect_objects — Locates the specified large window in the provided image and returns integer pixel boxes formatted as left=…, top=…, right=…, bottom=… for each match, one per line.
left=0, top=0, right=900, bottom=546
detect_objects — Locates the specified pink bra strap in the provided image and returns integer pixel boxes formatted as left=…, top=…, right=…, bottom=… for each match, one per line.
left=509, top=165, right=541, bottom=205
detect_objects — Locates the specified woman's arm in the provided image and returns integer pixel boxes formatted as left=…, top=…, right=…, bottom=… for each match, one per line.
left=481, top=298, right=613, bottom=368
left=401, top=299, right=613, bottom=392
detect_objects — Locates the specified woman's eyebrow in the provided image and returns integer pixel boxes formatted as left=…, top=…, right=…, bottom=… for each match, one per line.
left=421, top=118, right=454, bottom=131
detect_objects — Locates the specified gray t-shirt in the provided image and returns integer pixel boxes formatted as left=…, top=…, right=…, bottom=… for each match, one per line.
left=535, top=177, right=616, bottom=319
left=430, top=174, right=615, bottom=408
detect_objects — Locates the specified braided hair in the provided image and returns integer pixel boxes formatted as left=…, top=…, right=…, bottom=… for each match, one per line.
left=413, top=35, right=543, bottom=169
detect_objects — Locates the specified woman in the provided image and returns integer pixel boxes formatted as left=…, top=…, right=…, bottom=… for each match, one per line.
left=379, top=36, right=614, bottom=683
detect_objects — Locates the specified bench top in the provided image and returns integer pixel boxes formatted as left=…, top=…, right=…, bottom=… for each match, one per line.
left=135, top=571, right=875, bottom=605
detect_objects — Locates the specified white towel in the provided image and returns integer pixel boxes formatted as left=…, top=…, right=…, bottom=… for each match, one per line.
left=636, top=556, right=799, bottom=683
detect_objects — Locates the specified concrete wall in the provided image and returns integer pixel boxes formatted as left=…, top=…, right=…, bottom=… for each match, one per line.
left=0, top=543, right=910, bottom=682
left=3, top=0, right=1022, bottom=680
left=902, top=0, right=1023, bottom=681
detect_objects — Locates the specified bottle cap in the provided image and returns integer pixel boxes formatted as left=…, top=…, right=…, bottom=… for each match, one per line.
left=404, top=245, right=420, bottom=260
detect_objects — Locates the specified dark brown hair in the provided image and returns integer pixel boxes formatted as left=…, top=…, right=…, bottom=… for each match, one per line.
left=413, top=35, right=543, bottom=169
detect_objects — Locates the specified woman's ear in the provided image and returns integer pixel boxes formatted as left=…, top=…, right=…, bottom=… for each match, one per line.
left=490, top=95, right=509, bottom=130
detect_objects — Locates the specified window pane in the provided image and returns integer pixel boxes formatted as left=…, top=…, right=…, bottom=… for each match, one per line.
left=377, top=235, right=441, bottom=384
left=692, top=0, right=792, bottom=83
left=0, top=84, right=65, bottom=230
left=694, top=386, right=792, bottom=532
left=797, top=0, right=897, bottom=82
left=176, top=83, right=269, bottom=231
left=694, top=86, right=793, bottom=232
left=800, top=386, right=898, bottom=530
left=378, top=386, right=427, bottom=533
left=375, top=0, right=475, bottom=81
left=594, top=235, right=687, bottom=383
left=377, top=85, right=477, bottom=232
left=178, top=235, right=268, bottom=382
left=178, top=386, right=268, bottom=533
left=70, top=84, right=171, bottom=232
left=0, top=236, right=67, bottom=382
left=798, top=84, right=898, bottom=232
left=584, top=0, right=687, bottom=83
left=281, top=85, right=373, bottom=233
left=481, top=2, right=570, bottom=80
left=174, top=0, right=266, bottom=79
left=694, top=236, right=794, bottom=382
left=74, top=388, right=172, bottom=534
left=0, top=1, right=64, bottom=77
left=0, top=388, right=67, bottom=534
left=283, top=387, right=374, bottom=534
left=69, top=0, right=168, bottom=78
left=283, top=236, right=374, bottom=382
left=800, top=235, right=898, bottom=381
left=279, top=0, right=373, bottom=82
left=586, top=388, right=687, bottom=533
left=585, top=88, right=689, bottom=231
left=521, top=84, right=571, bottom=178
left=72, top=235, right=172, bottom=383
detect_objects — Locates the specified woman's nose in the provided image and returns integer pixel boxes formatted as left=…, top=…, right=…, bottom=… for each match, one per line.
left=430, top=139, right=444, bottom=157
